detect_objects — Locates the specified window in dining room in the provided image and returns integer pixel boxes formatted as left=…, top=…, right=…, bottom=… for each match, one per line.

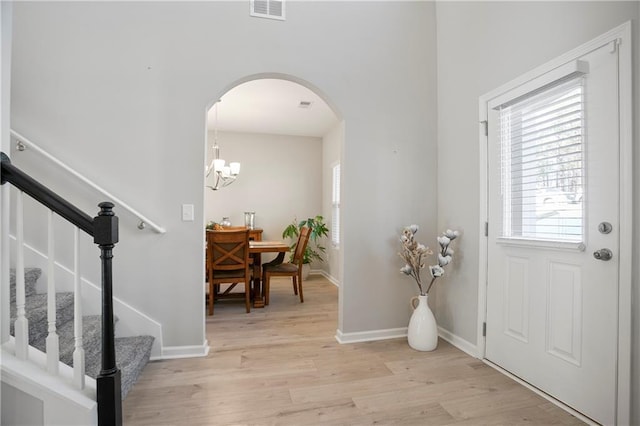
left=331, top=162, right=340, bottom=247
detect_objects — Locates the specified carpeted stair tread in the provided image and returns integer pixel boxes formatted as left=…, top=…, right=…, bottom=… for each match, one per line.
left=10, top=266, right=154, bottom=401
left=10, top=292, right=75, bottom=346
left=85, top=335, right=155, bottom=399
left=55, top=315, right=104, bottom=366
left=10, top=267, right=41, bottom=302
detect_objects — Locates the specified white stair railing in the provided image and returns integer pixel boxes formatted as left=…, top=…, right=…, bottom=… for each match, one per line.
left=46, top=210, right=60, bottom=375
left=14, top=191, right=29, bottom=360
left=72, top=226, right=86, bottom=389
left=3, top=148, right=123, bottom=423
left=11, top=129, right=166, bottom=234
left=12, top=198, right=88, bottom=389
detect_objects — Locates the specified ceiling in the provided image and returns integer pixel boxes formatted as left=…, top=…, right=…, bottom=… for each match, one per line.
left=207, top=79, right=339, bottom=138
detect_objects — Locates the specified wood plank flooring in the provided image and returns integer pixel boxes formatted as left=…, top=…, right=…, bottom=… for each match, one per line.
left=123, top=275, right=585, bottom=425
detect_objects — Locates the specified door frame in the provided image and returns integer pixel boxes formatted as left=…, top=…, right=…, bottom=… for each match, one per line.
left=477, top=21, right=632, bottom=424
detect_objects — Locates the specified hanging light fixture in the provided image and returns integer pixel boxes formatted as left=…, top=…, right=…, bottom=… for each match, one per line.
left=206, top=100, right=241, bottom=190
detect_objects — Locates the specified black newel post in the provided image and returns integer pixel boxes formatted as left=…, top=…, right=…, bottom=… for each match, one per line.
left=94, top=202, right=122, bottom=426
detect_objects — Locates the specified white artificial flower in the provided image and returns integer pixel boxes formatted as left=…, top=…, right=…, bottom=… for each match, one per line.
left=400, top=264, right=413, bottom=275
left=430, top=265, right=444, bottom=277
left=444, top=229, right=459, bottom=240
left=437, top=236, right=451, bottom=246
left=399, top=226, right=460, bottom=295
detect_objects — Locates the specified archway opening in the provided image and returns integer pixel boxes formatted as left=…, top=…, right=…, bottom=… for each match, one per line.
left=203, top=75, right=343, bottom=346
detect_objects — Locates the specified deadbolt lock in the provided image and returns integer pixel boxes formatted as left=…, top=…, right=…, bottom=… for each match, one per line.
left=598, top=222, right=613, bottom=234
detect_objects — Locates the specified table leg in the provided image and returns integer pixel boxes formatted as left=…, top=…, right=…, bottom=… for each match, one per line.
left=249, top=251, right=287, bottom=308
left=251, top=253, right=265, bottom=308
left=252, top=275, right=265, bottom=308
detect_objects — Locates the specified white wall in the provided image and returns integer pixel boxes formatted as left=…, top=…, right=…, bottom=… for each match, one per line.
left=0, top=0, right=12, bottom=419
left=434, top=2, right=639, bottom=424
left=1, top=0, right=13, bottom=341
left=1, top=383, right=43, bottom=426
left=322, top=121, right=343, bottom=282
left=10, top=2, right=438, bottom=348
left=204, top=130, right=323, bottom=262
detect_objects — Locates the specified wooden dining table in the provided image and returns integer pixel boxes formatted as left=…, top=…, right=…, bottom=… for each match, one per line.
left=249, top=240, right=289, bottom=308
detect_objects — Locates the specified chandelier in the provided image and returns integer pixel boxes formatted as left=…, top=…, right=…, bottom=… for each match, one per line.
left=206, top=100, right=240, bottom=190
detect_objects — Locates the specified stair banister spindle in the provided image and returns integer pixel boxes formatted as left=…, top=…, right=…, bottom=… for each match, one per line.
left=72, top=226, right=85, bottom=389
left=94, top=202, right=122, bottom=426
left=46, top=210, right=60, bottom=375
left=14, top=190, right=29, bottom=359
left=1, top=179, right=10, bottom=344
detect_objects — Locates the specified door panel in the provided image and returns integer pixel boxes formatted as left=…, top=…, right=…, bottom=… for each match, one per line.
left=485, top=41, right=619, bottom=425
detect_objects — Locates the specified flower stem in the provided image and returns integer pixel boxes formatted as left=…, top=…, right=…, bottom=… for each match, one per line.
left=426, top=277, right=437, bottom=294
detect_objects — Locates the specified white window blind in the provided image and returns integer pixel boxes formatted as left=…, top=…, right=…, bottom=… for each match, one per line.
left=331, top=163, right=340, bottom=246
left=498, top=77, right=585, bottom=242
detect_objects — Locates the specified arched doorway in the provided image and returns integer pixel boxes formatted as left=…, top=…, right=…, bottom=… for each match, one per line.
left=203, top=75, right=343, bottom=346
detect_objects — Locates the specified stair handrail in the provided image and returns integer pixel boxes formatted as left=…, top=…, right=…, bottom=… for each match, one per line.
left=2, top=152, right=123, bottom=426
left=10, top=129, right=166, bottom=234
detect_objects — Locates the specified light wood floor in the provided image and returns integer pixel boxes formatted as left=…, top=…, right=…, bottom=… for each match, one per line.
left=123, top=275, right=585, bottom=425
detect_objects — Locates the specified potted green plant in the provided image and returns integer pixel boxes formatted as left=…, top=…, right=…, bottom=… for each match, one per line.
left=282, top=215, right=330, bottom=279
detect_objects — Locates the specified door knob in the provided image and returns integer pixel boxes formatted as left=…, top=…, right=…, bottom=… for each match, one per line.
left=593, top=248, right=613, bottom=261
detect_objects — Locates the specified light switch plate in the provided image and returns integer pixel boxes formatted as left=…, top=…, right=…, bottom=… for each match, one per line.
left=182, top=204, right=194, bottom=221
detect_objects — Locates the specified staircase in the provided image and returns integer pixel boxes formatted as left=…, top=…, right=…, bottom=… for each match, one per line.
left=9, top=267, right=154, bottom=399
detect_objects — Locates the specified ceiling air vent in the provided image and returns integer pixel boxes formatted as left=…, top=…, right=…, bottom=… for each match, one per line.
left=250, top=0, right=285, bottom=21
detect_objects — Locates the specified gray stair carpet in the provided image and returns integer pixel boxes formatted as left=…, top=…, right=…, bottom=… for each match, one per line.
left=9, top=268, right=154, bottom=400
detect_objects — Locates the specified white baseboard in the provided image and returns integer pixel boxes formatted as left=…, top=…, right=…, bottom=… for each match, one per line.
left=437, top=326, right=479, bottom=358
left=335, top=327, right=406, bottom=344
left=311, top=269, right=340, bottom=287
left=154, top=340, right=210, bottom=361
left=335, top=325, right=479, bottom=361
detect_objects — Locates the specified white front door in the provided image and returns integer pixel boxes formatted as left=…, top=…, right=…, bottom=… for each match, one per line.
left=484, top=40, right=621, bottom=424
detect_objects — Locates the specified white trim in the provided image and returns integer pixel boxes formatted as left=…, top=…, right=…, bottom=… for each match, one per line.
left=334, top=325, right=480, bottom=361
left=480, top=23, right=628, bottom=107
left=156, top=341, right=210, bottom=360
left=1, top=177, right=9, bottom=344
left=496, top=238, right=585, bottom=252
left=477, top=21, right=632, bottom=425
left=488, top=59, right=589, bottom=110
left=437, top=326, right=479, bottom=358
left=1, top=341, right=98, bottom=425
left=10, top=129, right=166, bottom=234
left=312, top=269, right=340, bottom=287
left=477, top=117, right=489, bottom=359
left=335, top=327, right=406, bottom=344
left=614, top=21, right=633, bottom=426
left=483, top=359, right=598, bottom=426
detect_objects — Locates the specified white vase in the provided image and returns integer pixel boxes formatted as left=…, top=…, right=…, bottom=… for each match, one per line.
left=407, top=294, right=438, bottom=351
left=301, top=263, right=310, bottom=280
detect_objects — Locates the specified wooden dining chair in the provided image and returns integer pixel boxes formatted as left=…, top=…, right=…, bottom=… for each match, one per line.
left=262, top=227, right=311, bottom=305
left=206, top=229, right=252, bottom=315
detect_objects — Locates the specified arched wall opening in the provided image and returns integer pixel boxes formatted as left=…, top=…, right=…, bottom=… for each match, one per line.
left=202, top=73, right=344, bottom=335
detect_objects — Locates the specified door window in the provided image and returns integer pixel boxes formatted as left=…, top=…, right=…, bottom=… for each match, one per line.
left=496, top=77, right=585, bottom=243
